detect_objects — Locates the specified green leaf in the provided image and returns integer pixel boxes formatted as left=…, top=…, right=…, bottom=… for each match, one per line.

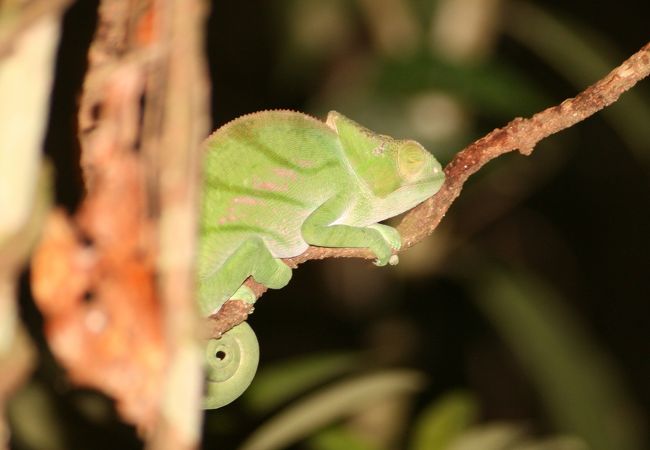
left=308, top=426, right=382, bottom=450
left=376, top=53, right=548, bottom=118
left=410, top=390, right=479, bottom=450
left=473, top=267, right=644, bottom=450
left=444, top=423, right=588, bottom=450
left=445, top=422, right=527, bottom=450
left=243, top=352, right=358, bottom=413
left=240, top=369, right=426, bottom=450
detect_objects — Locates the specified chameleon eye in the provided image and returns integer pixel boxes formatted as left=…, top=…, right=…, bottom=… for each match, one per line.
left=398, top=141, right=426, bottom=179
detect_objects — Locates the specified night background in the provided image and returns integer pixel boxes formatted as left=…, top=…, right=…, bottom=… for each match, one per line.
left=4, top=1, right=648, bottom=449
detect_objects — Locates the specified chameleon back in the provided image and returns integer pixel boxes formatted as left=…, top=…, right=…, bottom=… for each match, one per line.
left=199, top=110, right=351, bottom=279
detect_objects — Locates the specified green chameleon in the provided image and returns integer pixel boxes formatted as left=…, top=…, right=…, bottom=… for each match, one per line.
left=199, top=110, right=444, bottom=408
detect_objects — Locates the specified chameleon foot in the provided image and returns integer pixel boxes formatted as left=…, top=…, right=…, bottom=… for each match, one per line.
left=367, top=223, right=401, bottom=266
left=203, top=321, right=259, bottom=409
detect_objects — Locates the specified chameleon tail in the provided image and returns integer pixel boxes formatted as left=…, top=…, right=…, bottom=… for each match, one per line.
left=203, top=321, right=259, bottom=409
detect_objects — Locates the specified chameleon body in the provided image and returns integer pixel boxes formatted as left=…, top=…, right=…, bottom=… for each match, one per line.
left=200, top=110, right=444, bottom=408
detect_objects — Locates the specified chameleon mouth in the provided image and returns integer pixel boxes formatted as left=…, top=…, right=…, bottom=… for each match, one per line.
left=412, top=168, right=445, bottom=189
left=420, top=178, right=444, bottom=193
left=406, top=175, right=445, bottom=200
left=391, top=176, right=445, bottom=207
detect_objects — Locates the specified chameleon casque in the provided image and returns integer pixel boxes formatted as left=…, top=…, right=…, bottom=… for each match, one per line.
left=199, top=110, right=444, bottom=408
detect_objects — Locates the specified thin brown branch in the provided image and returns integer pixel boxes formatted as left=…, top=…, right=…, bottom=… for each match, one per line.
left=208, top=40, right=650, bottom=338
left=399, top=40, right=650, bottom=245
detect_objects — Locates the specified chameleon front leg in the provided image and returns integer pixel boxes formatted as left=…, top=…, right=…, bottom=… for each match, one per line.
left=200, top=237, right=292, bottom=409
left=302, top=194, right=401, bottom=266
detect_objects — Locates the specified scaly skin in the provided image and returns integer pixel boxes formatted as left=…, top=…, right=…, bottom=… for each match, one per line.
left=199, top=110, right=444, bottom=409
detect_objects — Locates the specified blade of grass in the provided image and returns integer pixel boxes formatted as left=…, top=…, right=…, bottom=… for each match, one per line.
left=240, top=369, right=426, bottom=450
left=244, top=352, right=358, bottom=413
left=410, top=391, right=479, bottom=450
left=308, top=426, right=382, bottom=450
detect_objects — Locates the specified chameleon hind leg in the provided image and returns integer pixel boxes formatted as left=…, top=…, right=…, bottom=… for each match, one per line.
left=198, top=236, right=292, bottom=316
left=200, top=237, right=291, bottom=409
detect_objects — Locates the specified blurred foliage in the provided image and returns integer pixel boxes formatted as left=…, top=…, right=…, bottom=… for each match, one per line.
left=410, top=391, right=478, bottom=450
left=243, top=352, right=359, bottom=413
left=6, top=0, right=649, bottom=449
left=474, top=267, right=643, bottom=450
left=239, top=370, right=426, bottom=450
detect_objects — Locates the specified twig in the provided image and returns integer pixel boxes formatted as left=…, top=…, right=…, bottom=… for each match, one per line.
left=208, top=40, right=650, bottom=338
left=399, top=40, right=650, bottom=245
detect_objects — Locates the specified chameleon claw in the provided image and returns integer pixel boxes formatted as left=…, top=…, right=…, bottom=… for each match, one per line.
left=373, top=254, right=399, bottom=266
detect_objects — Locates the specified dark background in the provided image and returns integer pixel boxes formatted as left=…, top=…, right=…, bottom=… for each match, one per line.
left=13, top=1, right=649, bottom=449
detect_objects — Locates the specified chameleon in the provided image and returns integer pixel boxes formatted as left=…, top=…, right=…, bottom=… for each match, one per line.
left=199, top=110, right=445, bottom=408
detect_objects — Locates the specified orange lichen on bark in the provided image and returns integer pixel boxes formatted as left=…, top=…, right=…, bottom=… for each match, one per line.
left=31, top=147, right=165, bottom=430
left=30, top=0, right=205, bottom=434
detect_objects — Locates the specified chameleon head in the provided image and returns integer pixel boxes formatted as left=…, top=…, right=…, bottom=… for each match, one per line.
left=327, top=111, right=445, bottom=220
left=203, top=322, right=259, bottom=409
left=374, top=137, right=444, bottom=220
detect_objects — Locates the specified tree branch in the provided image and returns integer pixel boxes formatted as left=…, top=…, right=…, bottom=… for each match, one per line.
left=207, top=40, right=650, bottom=338
left=31, top=2, right=209, bottom=445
